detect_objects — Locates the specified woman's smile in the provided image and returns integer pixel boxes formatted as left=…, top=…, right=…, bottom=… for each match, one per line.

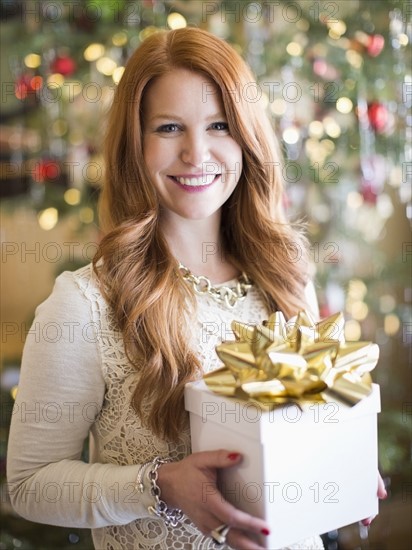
left=168, top=173, right=221, bottom=191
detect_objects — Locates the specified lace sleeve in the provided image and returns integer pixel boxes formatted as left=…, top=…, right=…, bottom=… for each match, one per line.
left=7, top=271, right=157, bottom=528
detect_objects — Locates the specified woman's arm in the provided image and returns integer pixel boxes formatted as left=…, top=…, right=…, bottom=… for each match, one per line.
left=7, top=271, right=156, bottom=528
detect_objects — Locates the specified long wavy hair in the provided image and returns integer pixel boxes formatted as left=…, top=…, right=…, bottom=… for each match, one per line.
left=94, top=27, right=310, bottom=441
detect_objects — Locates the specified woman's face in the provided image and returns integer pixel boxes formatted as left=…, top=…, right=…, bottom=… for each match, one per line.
left=142, top=68, right=242, bottom=222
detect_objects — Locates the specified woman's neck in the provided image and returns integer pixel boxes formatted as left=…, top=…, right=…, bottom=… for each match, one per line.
left=160, top=211, right=240, bottom=283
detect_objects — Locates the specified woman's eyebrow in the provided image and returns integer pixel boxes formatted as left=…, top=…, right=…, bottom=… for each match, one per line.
left=148, top=112, right=227, bottom=122
left=149, top=113, right=183, bottom=122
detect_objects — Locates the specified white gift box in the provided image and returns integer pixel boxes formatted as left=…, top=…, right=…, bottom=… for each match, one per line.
left=185, top=380, right=380, bottom=549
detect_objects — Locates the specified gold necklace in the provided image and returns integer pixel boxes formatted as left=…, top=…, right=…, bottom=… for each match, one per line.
left=178, top=262, right=252, bottom=308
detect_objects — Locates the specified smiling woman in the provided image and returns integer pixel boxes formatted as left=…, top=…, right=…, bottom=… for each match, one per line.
left=7, top=27, right=384, bottom=550
left=142, top=69, right=243, bottom=221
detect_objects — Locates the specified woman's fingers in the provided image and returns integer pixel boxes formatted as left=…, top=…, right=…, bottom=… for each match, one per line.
left=377, top=471, right=387, bottom=499
left=190, top=450, right=271, bottom=541
left=208, top=502, right=270, bottom=538
left=191, top=449, right=243, bottom=469
left=158, top=450, right=271, bottom=546
left=226, top=528, right=267, bottom=550
left=204, top=490, right=270, bottom=547
left=361, top=471, right=387, bottom=526
left=207, top=514, right=269, bottom=550
left=361, top=515, right=376, bottom=527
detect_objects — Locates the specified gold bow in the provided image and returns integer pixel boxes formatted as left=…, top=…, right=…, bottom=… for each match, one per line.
left=204, top=310, right=379, bottom=407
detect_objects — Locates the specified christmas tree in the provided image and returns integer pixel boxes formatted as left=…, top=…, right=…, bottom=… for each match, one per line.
left=1, top=1, right=410, bottom=547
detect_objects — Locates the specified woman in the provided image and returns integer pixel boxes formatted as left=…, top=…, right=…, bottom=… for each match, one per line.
left=7, top=28, right=384, bottom=549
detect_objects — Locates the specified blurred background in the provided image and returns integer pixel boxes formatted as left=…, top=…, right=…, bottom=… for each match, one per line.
left=0, top=0, right=411, bottom=548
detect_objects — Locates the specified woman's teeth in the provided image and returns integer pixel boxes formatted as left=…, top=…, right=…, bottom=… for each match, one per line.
left=173, top=175, right=217, bottom=186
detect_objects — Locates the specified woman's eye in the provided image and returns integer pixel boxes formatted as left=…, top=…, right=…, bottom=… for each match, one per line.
left=210, top=122, right=229, bottom=131
left=157, top=124, right=180, bottom=133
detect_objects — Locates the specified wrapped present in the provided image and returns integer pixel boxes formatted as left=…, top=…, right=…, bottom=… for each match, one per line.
left=185, top=311, right=381, bottom=548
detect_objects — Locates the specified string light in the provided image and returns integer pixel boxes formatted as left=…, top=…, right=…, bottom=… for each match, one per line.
left=350, top=301, right=369, bottom=321
left=282, top=127, right=300, bottom=144
left=328, top=20, right=347, bottom=40
left=52, top=119, right=68, bottom=137
left=270, top=98, right=287, bottom=116
left=348, top=279, right=367, bottom=300
left=84, top=43, right=105, bottom=62
left=79, top=207, right=94, bottom=223
left=320, top=139, right=335, bottom=153
left=322, top=116, right=341, bottom=138
left=346, top=50, right=363, bottom=68
left=327, top=19, right=346, bottom=34
left=344, top=319, right=361, bottom=341
left=24, top=53, right=41, bottom=68
left=96, top=57, right=117, bottom=76
left=112, top=66, right=125, bottom=84
left=47, top=74, right=65, bottom=87
left=167, top=12, right=187, bottom=29
left=286, top=42, right=303, bottom=56
left=308, top=121, right=324, bottom=138
left=347, top=191, right=364, bottom=209
left=296, top=19, right=309, bottom=31
left=139, top=26, right=158, bottom=41
left=384, top=314, right=400, bottom=335
left=64, top=188, right=81, bottom=205
left=38, top=208, right=58, bottom=230
left=112, top=32, right=128, bottom=46
left=62, top=81, right=82, bottom=101
left=336, top=97, right=353, bottom=114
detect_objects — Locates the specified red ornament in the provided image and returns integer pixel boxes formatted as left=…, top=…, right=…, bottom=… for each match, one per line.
left=367, top=102, right=388, bottom=133
left=15, top=74, right=36, bottom=100
left=360, top=179, right=378, bottom=205
left=282, top=191, right=291, bottom=211
left=366, top=34, right=385, bottom=57
left=319, top=304, right=332, bottom=319
left=33, top=159, right=61, bottom=183
left=51, top=55, right=76, bottom=76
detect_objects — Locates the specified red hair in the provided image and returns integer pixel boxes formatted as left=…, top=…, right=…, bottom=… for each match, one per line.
left=94, top=28, right=309, bottom=441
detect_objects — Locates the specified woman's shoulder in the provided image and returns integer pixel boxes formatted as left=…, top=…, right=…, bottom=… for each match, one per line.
left=53, top=262, right=101, bottom=300
left=35, top=263, right=104, bottom=322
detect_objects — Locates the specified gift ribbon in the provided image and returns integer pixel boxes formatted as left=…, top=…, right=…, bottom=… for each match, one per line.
left=204, top=310, right=379, bottom=407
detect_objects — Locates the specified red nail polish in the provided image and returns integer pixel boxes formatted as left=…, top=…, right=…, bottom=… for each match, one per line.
left=228, top=452, right=240, bottom=460
left=261, top=528, right=270, bottom=536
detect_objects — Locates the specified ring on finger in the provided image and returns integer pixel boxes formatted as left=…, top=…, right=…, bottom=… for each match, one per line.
left=210, top=523, right=230, bottom=545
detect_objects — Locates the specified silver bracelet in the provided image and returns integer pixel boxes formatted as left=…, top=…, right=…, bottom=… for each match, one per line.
left=146, top=456, right=184, bottom=527
left=135, top=461, right=152, bottom=493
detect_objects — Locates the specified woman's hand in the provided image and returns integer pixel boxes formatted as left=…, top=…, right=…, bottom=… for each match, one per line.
left=157, top=450, right=270, bottom=550
left=361, top=471, right=387, bottom=526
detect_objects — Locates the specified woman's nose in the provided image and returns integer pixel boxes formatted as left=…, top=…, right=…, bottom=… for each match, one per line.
left=180, top=132, right=211, bottom=166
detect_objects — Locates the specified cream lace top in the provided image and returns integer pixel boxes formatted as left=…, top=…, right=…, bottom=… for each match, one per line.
left=7, top=264, right=323, bottom=549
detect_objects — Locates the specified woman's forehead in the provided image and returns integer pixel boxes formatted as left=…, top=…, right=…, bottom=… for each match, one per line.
left=143, top=69, right=225, bottom=116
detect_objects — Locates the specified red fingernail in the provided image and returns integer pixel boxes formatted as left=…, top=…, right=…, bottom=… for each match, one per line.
left=228, top=452, right=240, bottom=460
left=261, top=528, right=270, bottom=536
